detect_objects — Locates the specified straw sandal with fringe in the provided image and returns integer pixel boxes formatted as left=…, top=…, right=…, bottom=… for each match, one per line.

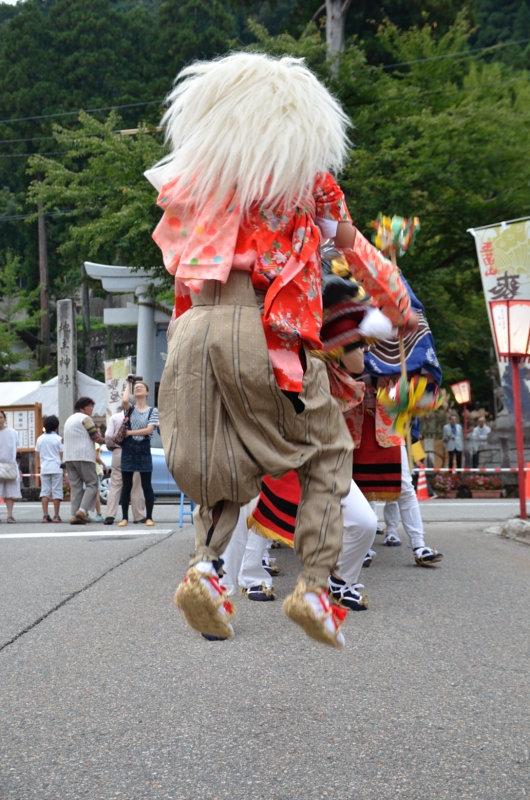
left=283, top=581, right=347, bottom=650
left=174, top=561, right=235, bottom=639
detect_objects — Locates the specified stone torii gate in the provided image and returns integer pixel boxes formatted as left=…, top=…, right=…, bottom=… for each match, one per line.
left=84, top=263, right=169, bottom=395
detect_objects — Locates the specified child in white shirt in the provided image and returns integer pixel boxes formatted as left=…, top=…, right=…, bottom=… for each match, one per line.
left=35, top=415, right=64, bottom=523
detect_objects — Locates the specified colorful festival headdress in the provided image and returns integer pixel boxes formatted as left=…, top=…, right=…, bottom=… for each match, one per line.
left=369, top=213, right=441, bottom=436
left=370, top=213, right=421, bottom=260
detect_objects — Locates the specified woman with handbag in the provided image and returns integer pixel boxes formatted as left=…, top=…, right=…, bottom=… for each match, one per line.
left=0, top=409, right=21, bottom=523
left=118, top=378, right=158, bottom=527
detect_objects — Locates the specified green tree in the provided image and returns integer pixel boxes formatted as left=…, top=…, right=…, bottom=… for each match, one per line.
left=157, top=0, right=238, bottom=76
left=248, top=16, right=530, bottom=400
left=27, top=112, right=166, bottom=288
left=0, top=251, right=43, bottom=380
left=18, top=4, right=530, bottom=405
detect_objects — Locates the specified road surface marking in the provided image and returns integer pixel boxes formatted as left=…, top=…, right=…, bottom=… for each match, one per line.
left=0, top=529, right=174, bottom=539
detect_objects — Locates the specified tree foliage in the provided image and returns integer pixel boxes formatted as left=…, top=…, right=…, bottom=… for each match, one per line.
left=1, top=0, right=530, bottom=398
left=28, top=112, right=165, bottom=288
left=0, top=251, right=44, bottom=381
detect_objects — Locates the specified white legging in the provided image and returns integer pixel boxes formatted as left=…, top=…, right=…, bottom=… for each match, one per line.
left=221, top=497, right=272, bottom=591
left=334, top=479, right=377, bottom=585
left=370, top=445, right=425, bottom=550
left=222, top=479, right=377, bottom=591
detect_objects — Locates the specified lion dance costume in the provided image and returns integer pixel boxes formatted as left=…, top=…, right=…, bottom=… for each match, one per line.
left=147, top=53, right=410, bottom=648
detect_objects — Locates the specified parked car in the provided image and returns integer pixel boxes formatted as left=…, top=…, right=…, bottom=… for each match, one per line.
left=98, top=431, right=181, bottom=503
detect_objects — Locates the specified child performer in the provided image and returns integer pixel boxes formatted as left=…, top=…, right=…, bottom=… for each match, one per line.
left=36, top=415, right=64, bottom=523
left=148, top=53, right=412, bottom=648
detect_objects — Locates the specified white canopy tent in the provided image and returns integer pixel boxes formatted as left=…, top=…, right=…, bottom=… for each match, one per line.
left=1, top=371, right=106, bottom=417
left=0, top=381, right=41, bottom=407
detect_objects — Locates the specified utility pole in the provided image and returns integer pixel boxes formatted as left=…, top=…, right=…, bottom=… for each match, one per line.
left=37, top=203, right=50, bottom=371
left=80, top=263, right=91, bottom=374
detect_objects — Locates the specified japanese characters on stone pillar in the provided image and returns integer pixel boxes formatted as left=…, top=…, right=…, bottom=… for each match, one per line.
left=57, top=299, right=78, bottom=430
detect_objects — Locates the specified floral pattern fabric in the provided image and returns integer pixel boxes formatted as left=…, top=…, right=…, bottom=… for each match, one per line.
left=342, top=376, right=404, bottom=449
left=152, top=172, right=350, bottom=392
left=345, top=232, right=411, bottom=327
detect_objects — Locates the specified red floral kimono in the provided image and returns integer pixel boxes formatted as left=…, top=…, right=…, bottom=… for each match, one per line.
left=152, top=172, right=350, bottom=393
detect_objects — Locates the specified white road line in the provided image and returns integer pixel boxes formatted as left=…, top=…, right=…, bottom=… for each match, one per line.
left=418, top=501, right=519, bottom=506
left=0, top=529, right=174, bottom=539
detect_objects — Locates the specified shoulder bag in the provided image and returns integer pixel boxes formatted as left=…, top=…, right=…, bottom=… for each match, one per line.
left=0, top=462, right=19, bottom=481
left=112, top=409, right=132, bottom=446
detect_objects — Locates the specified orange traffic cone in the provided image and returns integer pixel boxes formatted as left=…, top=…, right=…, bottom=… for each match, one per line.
left=525, top=463, right=530, bottom=501
left=416, top=463, right=431, bottom=501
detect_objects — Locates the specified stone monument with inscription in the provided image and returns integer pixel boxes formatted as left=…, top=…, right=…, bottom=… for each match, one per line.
left=57, top=299, right=78, bottom=430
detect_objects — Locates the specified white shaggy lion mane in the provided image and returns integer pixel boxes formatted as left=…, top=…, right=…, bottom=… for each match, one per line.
left=154, top=51, right=351, bottom=213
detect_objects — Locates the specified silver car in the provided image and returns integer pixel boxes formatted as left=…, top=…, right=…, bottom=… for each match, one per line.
left=98, top=431, right=180, bottom=503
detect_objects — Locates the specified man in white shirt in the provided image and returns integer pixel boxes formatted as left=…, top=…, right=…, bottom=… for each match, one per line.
left=443, top=412, right=464, bottom=469
left=470, top=416, right=491, bottom=468
left=63, top=397, right=105, bottom=524
left=104, top=408, right=146, bottom=524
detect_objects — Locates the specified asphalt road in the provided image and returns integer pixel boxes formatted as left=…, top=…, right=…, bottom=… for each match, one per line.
left=1, top=502, right=529, bottom=800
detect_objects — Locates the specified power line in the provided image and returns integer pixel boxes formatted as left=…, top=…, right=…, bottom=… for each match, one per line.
left=380, top=37, right=530, bottom=69
left=0, top=126, right=165, bottom=146
left=0, top=151, right=68, bottom=159
left=0, top=99, right=162, bottom=126
left=0, top=135, right=57, bottom=144
left=422, top=76, right=530, bottom=96
left=1, top=71, right=528, bottom=158
left=0, top=37, right=527, bottom=129
left=0, top=209, right=74, bottom=222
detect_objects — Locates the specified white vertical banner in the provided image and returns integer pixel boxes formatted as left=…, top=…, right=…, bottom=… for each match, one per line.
left=469, top=217, right=530, bottom=415
left=104, top=357, right=132, bottom=422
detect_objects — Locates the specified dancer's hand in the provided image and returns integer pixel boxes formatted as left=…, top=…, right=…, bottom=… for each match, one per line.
left=399, top=310, right=419, bottom=336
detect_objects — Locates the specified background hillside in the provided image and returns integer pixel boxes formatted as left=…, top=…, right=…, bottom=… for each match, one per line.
left=1, top=0, right=529, bottom=402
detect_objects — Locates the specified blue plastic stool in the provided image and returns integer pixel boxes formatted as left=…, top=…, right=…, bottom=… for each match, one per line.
left=179, top=494, right=195, bottom=528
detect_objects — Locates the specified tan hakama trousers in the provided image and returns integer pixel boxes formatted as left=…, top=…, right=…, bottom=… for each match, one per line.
left=158, top=272, right=353, bottom=587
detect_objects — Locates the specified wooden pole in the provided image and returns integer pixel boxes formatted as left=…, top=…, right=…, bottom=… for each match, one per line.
left=391, top=249, right=414, bottom=471
left=399, top=336, right=414, bottom=471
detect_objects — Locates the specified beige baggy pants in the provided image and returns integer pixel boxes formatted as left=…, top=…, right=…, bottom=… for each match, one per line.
left=105, top=448, right=146, bottom=522
left=66, top=461, right=98, bottom=517
left=158, top=272, right=353, bottom=588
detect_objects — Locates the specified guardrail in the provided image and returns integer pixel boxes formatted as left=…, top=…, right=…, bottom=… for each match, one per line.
left=412, top=467, right=527, bottom=473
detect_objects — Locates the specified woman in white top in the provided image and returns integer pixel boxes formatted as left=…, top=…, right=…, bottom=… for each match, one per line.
left=0, top=409, right=21, bottom=522
left=119, top=377, right=159, bottom=527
